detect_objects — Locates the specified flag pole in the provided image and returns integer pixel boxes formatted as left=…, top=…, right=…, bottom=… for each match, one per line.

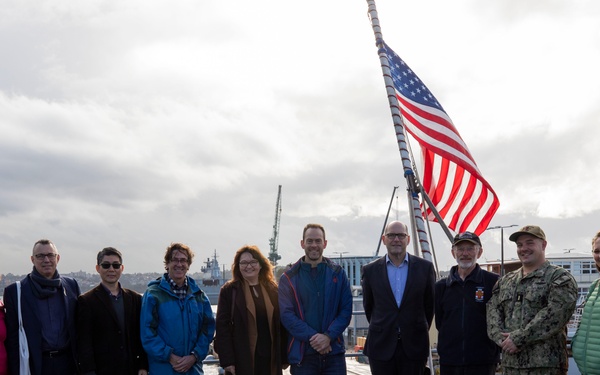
left=366, top=0, right=432, bottom=262
left=406, top=140, right=455, bottom=243
left=375, top=186, right=399, bottom=257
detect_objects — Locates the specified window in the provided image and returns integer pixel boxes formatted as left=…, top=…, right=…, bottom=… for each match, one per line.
left=582, top=261, right=598, bottom=274
left=551, top=261, right=571, bottom=273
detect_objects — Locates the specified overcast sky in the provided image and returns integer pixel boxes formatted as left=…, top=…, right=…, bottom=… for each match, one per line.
left=1, top=0, right=599, bottom=277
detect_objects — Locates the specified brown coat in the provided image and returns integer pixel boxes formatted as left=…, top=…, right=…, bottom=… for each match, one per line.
left=214, top=280, right=287, bottom=375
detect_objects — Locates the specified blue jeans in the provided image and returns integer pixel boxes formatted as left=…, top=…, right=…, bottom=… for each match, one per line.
left=290, top=353, right=346, bottom=375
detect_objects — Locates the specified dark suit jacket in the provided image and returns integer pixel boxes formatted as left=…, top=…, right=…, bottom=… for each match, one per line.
left=77, top=284, right=148, bottom=375
left=361, top=254, right=435, bottom=361
left=214, top=280, right=287, bottom=375
left=3, top=275, right=80, bottom=375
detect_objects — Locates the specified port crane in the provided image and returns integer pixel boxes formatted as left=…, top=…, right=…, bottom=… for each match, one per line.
left=268, top=185, right=282, bottom=266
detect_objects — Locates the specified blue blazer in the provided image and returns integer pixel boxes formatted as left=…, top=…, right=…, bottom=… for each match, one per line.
left=361, top=254, right=435, bottom=361
left=3, top=275, right=80, bottom=375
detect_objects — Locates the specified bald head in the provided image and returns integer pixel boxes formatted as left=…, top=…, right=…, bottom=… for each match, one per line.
left=383, top=221, right=410, bottom=265
left=385, top=221, right=408, bottom=233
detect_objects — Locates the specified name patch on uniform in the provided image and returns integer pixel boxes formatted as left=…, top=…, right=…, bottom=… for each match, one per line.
left=475, top=287, right=485, bottom=302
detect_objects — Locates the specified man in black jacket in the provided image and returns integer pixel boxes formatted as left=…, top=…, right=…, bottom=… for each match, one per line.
left=77, top=247, right=148, bottom=375
left=435, top=232, right=500, bottom=375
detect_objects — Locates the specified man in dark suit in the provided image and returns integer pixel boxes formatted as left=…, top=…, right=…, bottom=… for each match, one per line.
left=361, top=221, right=435, bottom=375
left=3, top=239, right=81, bottom=375
left=77, top=247, right=148, bottom=375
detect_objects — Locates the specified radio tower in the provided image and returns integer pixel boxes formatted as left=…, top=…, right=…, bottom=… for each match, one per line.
left=268, top=185, right=282, bottom=266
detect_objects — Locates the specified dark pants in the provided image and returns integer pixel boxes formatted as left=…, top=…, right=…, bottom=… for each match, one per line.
left=41, top=352, right=76, bottom=375
left=503, top=368, right=566, bottom=375
left=290, top=353, right=346, bottom=375
left=368, top=338, right=426, bottom=375
left=440, top=364, right=497, bottom=375
left=254, top=352, right=271, bottom=375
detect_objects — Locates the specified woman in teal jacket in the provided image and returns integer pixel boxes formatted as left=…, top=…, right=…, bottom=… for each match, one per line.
left=140, top=243, right=215, bottom=375
left=572, top=231, right=600, bottom=375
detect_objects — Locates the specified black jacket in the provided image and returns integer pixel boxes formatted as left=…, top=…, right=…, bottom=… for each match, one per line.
left=435, top=264, right=500, bottom=366
left=77, top=284, right=148, bottom=375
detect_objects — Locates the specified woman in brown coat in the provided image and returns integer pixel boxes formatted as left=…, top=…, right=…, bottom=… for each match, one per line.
left=214, top=245, right=287, bottom=375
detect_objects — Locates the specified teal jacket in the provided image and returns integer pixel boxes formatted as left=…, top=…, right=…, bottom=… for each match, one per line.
left=140, top=275, right=215, bottom=375
left=573, top=279, right=600, bottom=375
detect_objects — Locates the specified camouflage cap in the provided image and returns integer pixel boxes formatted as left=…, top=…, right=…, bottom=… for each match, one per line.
left=453, top=231, right=482, bottom=246
left=508, top=225, right=546, bottom=242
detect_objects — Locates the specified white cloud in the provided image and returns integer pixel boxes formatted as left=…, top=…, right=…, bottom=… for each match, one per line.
left=0, top=0, right=599, bottom=276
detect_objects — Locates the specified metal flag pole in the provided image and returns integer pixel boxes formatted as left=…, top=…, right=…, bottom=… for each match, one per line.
left=366, top=0, right=432, bottom=262
left=406, top=138, right=454, bottom=243
left=375, top=186, right=399, bottom=257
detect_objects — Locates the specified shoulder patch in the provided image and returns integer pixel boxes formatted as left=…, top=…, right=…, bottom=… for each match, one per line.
left=552, top=272, right=575, bottom=286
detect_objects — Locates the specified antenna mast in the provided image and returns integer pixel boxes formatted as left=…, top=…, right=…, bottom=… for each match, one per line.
left=268, top=185, right=282, bottom=266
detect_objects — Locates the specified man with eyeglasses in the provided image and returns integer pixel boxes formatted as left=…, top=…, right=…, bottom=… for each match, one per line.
left=361, top=221, right=435, bottom=375
left=279, top=223, right=353, bottom=375
left=487, top=225, right=577, bottom=375
left=76, top=247, right=148, bottom=375
left=3, top=239, right=81, bottom=375
left=140, top=242, right=215, bottom=375
left=434, top=232, right=500, bottom=375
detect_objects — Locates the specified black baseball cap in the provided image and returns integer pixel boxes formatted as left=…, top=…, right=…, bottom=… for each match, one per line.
left=453, top=231, right=482, bottom=246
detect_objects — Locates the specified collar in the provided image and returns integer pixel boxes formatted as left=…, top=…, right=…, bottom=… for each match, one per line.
left=300, top=257, right=327, bottom=268
left=166, top=274, right=188, bottom=291
left=386, top=252, right=409, bottom=267
left=520, top=260, right=551, bottom=279
left=100, top=282, right=122, bottom=298
left=446, top=264, right=483, bottom=285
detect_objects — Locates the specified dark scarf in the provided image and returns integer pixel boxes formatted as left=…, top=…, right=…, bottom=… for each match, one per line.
left=29, top=267, right=62, bottom=299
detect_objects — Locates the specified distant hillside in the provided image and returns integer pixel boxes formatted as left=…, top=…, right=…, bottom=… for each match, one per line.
left=0, top=271, right=210, bottom=295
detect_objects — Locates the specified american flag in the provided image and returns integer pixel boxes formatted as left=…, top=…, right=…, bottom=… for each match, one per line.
left=382, top=41, right=499, bottom=235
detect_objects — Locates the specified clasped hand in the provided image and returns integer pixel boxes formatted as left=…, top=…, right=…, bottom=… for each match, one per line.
left=169, top=353, right=196, bottom=373
left=310, top=333, right=332, bottom=355
left=500, top=332, right=520, bottom=354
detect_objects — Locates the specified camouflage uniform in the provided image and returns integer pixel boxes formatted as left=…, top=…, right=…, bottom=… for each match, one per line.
left=487, top=261, right=577, bottom=374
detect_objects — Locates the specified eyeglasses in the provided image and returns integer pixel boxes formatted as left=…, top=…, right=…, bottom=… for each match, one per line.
left=34, top=253, right=58, bottom=260
left=100, top=262, right=122, bottom=269
left=239, top=260, right=259, bottom=267
left=385, top=233, right=408, bottom=239
left=455, top=247, right=478, bottom=253
left=171, top=257, right=189, bottom=265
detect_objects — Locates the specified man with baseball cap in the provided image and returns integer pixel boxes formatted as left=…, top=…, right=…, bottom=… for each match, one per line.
left=435, top=232, right=500, bottom=375
left=487, top=225, right=577, bottom=375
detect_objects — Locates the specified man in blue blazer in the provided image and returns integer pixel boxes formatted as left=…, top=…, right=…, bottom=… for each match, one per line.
left=3, top=239, right=81, bottom=375
left=361, top=221, right=435, bottom=375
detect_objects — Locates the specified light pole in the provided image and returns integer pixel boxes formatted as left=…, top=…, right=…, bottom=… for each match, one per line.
left=333, top=251, right=348, bottom=262
left=486, top=224, right=518, bottom=276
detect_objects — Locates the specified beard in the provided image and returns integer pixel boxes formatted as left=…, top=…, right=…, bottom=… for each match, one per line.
left=457, top=259, right=476, bottom=269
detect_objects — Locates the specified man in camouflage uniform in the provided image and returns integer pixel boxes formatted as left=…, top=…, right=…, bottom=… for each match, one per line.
left=487, top=225, right=577, bottom=375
